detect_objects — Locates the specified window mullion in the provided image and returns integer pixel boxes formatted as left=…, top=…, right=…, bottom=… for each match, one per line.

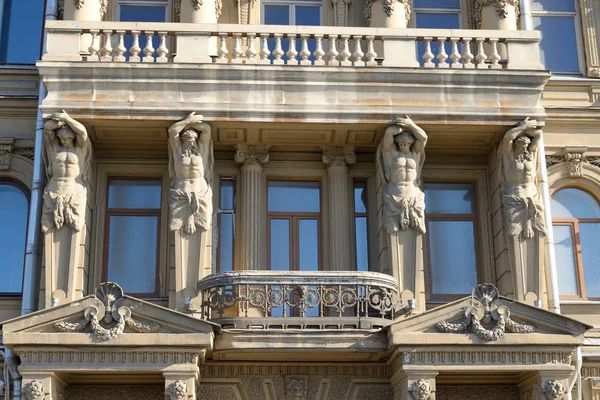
left=572, top=221, right=587, bottom=299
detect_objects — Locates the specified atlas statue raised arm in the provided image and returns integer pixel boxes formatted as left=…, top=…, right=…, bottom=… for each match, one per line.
left=499, top=118, right=546, bottom=240
left=168, top=112, right=214, bottom=235
left=42, top=110, right=91, bottom=232
left=377, top=116, right=427, bottom=234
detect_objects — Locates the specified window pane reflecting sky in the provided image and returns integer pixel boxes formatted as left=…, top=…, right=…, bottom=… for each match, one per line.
left=0, top=0, right=45, bottom=64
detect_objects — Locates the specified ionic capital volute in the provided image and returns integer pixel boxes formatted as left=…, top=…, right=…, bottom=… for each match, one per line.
left=235, top=144, right=270, bottom=167
left=321, top=145, right=356, bottom=168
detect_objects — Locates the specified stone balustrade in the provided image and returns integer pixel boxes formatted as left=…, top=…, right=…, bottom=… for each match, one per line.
left=196, top=270, right=403, bottom=329
left=43, top=20, right=544, bottom=70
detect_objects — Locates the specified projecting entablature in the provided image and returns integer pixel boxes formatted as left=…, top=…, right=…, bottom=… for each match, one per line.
left=38, top=21, right=549, bottom=134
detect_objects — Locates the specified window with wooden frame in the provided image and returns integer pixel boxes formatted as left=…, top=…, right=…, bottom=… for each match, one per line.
left=104, top=178, right=162, bottom=297
left=424, top=182, right=480, bottom=300
left=353, top=181, right=369, bottom=272
left=216, top=177, right=235, bottom=273
left=0, top=180, right=29, bottom=295
left=551, top=187, right=600, bottom=300
left=531, top=0, right=583, bottom=74
left=267, top=180, right=321, bottom=272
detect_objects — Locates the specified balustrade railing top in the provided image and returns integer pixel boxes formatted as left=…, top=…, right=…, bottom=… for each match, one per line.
left=43, top=20, right=544, bottom=71
left=196, top=271, right=403, bottom=330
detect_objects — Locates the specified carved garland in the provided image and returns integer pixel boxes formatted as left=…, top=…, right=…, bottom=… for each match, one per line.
left=436, top=284, right=535, bottom=342
left=54, top=283, right=161, bottom=341
left=364, top=0, right=411, bottom=24
left=474, top=0, right=520, bottom=28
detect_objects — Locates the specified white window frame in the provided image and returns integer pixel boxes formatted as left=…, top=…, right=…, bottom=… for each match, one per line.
left=413, top=1, right=463, bottom=29
left=116, top=0, right=170, bottom=22
left=530, top=0, right=585, bottom=75
left=261, top=0, right=323, bottom=26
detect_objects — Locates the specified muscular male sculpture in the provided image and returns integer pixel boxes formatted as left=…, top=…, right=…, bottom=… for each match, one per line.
left=42, top=111, right=91, bottom=232
left=377, top=116, right=428, bottom=234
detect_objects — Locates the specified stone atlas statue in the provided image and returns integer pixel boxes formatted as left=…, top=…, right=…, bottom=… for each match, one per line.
left=377, top=116, right=428, bottom=234
left=42, top=110, right=91, bottom=233
left=168, top=112, right=214, bottom=235
left=499, top=117, right=546, bottom=240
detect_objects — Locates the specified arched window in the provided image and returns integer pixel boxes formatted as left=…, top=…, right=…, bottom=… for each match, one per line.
left=551, top=188, right=600, bottom=299
left=0, top=181, right=29, bottom=294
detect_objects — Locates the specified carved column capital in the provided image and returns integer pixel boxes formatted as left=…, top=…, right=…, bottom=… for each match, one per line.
left=474, top=0, right=520, bottom=28
left=364, top=0, right=411, bottom=24
left=0, top=138, right=14, bottom=171
left=235, top=144, right=270, bottom=167
left=321, top=145, right=356, bottom=168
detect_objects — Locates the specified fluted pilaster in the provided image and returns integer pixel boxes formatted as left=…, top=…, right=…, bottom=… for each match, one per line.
left=235, top=145, right=269, bottom=270
left=322, top=146, right=356, bottom=271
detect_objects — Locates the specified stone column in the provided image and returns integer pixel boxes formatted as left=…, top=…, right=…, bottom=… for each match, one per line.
left=498, top=120, right=547, bottom=307
left=180, top=0, right=221, bottom=23
left=168, top=114, right=214, bottom=313
left=389, top=353, right=438, bottom=400
left=518, top=372, right=571, bottom=400
left=234, top=145, right=269, bottom=271
left=322, top=146, right=356, bottom=271
left=21, top=373, right=66, bottom=400
left=41, top=112, right=92, bottom=308
left=376, top=117, right=428, bottom=314
left=366, top=0, right=411, bottom=28
left=63, top=0, right=106, bottom=53
left=475, top=0, right=519, bottom=30
left=63, top=0, right=106, bottom=21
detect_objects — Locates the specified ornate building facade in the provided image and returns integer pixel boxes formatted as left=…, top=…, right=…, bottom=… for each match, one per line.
left=0, top=0, right=599, bottom=398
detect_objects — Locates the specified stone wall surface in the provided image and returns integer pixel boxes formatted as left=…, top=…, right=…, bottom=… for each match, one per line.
left=65, top=385, right=164, bottom=400
left=436, top=386, right=519, bottom=400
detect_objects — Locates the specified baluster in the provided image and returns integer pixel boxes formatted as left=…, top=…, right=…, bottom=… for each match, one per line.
left=259, top=33, right=271, bottom=64
left=231, top=33, right=243, bottom=64
left=352, top=36, right=365, bottom=66
left=436, top=37, right=449, bottom=68
left=299, top=34, right=311, bottom=65
left=462, top=37, right=474, bottom=69
left=87, top=29, right=100, bottom=61
left=286, top=34, right=299, bottom=65
left=129, top=30, right=142, bottom=62
left=272, top=33, right=284, bottom=65
left=156, top=31, right=169, bottom=63
left=216, top=33, right=229, bottom=64
left=449, top=38, right=462, bottom=68
left=100, top=30, right=113, bottom=62
left=327, top=35, right=339, bottom=66
left=489, top=38, right=502, bottom=69
left=475, top=37, right=488, bottom=69
left=365, top=35, right=377, bottom=66
left=313, top=34, right=325, bottom=66
left=339, top=35, right=352, bottom=66
left=142, top=31, right=155, bottom=63
left=245, top=33, right=257, bottom=64
left=422, top=37, right=435, bottom=68
left=113, top=30, right=127, bottom=62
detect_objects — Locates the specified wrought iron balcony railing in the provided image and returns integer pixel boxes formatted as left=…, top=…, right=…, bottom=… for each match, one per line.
left=196, top=271, right=403, bottom=329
